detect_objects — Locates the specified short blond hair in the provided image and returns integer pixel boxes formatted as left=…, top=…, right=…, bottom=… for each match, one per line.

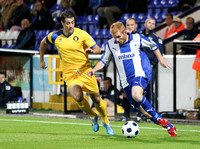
left=110, top=22, right=126, bottom=35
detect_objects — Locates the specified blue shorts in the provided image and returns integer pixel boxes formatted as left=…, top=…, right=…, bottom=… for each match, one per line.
left=123, top=77, right=148, bottom=110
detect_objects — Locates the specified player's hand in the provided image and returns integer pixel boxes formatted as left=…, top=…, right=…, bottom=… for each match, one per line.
left=85, top=48, right=95, bottom=54
left=88, top=69, right=95, bottom=77
left=160, top=58, right=172, bottom=69
left=40, top=60, right=47, bottom=69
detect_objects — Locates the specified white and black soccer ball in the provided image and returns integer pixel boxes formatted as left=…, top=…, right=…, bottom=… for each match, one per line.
left=122, top=121, right=139, bottom=138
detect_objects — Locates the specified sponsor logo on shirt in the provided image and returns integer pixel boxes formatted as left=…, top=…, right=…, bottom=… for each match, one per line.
left=118, top=53, right=135, bottom=60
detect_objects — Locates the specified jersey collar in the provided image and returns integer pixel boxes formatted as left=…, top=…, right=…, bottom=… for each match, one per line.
left=62, top=29, right=74, bottom=38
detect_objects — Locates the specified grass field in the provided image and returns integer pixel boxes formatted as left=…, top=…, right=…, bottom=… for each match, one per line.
left=0, top=115, right=200, bottom=149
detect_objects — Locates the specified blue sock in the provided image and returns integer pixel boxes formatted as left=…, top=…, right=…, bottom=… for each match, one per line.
left=139, top=96, right=161, bottom=123
left=166, top=123, right=173, bottom=128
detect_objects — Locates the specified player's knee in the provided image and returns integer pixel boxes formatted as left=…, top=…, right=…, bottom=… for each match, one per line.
left=132, top=92, right=143, bottom=102
left=90, top=93, right=101, bottom=104
left=72, top=92, right=83, bottom=102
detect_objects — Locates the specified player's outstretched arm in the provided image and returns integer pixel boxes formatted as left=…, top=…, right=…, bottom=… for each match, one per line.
left=154, top=49, right=172, bottom=69
left=40, top=37, right=48, bottom=69
left=88, top=61, right=105, bottom=77
left=85, top=45, right=101, bottom=54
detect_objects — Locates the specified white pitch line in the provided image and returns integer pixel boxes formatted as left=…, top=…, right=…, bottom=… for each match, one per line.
left=0, top=118, right=200, bottom=133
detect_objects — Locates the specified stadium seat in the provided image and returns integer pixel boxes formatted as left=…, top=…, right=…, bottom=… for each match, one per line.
left=136, top=13, right=146, bottom=23
left=148, top=0, right=158, bottom=8
left=129, top=13, right=138, bottom=20
left=91, top=29, right=101, bottom=38
left=119, top=13, right=130, bottom=23
left=100, top=29, right=111, bottom=39
left=168, top=0, right=178, bottom=7
left=50, top=3, right=61, bottom=13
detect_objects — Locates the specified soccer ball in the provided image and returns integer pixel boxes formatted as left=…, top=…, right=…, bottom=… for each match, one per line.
left=122, top=121, right=139, bottom=138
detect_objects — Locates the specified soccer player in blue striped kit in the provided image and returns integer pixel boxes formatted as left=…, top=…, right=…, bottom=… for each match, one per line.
left=88, top=22, right=177, bottom=137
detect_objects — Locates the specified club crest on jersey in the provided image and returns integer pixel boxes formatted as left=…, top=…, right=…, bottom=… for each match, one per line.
left=73, top=36, right=79, bottom=41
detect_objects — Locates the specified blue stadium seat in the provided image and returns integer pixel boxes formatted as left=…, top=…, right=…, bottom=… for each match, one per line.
left=28, top=4, right=34, bottom=10
left=136, top=13, right=146, bottom=23
left=129, top=13, right=138, bottom=20
left=50, top=3, right=61, bottom=13
left=148, top=0, right=158, bottom=8
left=159, top=0, right=169, bottom=8
left=76, top=15, right=86, bottom=25
left=119, top=13, right=130, bottom=23
left=91, top=29, right=101, bottom=38
left=168, top=0, right=178, bottom=7
left=100, top=29, right=111, bottom=39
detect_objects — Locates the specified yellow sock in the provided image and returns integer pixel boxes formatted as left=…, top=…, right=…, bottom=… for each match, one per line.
left=94, top=98, right=109, bottom=125
left=77, top=97, right=96, bottom=118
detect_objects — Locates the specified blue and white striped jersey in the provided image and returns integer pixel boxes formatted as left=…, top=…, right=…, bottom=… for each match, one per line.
left=100, top=33, right=159, bottom=88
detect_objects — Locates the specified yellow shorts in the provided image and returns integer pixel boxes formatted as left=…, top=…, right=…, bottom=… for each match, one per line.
left=63, top=70, right=99, bottom=94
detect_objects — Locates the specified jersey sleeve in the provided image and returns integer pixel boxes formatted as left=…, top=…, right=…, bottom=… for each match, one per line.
left=100, top=42, right=112, bottom=67
left=140, top=34, right=159, bottom=51
left=46, top=32, right=56, bottom=44
left=83, top=31, right=97, bottom=48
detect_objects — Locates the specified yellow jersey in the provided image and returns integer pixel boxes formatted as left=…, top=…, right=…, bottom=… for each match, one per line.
left=46, top=27, right=96, bottom=74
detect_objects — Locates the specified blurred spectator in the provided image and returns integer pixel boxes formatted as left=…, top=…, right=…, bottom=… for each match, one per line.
left=0, top=0, right=6, bottom=16
left=12, top=19, right=35, bottom=50
left=43, top=0, right=57, bottom=10
left=52, top=0, right=76, bottom=29
left=8, top=0, right=31, bottom=31
left=31, top=0, right=54, bottom=30
left=168, top=0, right=197, bottom=13
left=164, top=13, right=175, bottom=39
left=88, top=0, right=105, bottom=14
left=126, top=18, right=138, bottom=34
left=178, top=17, right=200, bottom=54
left=0, top=72, right=17, bottom=109
left=0, top=0, right=6, bottom=31
left=173, top=17, right=185, bottom=33
left=0, top=0, right=18, bottom=31
left=127, top=0, right=148, bottom=13
left=120, top=88, right=132, bottom=121
left=97, top=0, right=128, bottom=28
left=70, top=0, right=92, bottom=15
left=52, top=0, right=75, bottom=17
left=101, top=77, right=121, bottom=115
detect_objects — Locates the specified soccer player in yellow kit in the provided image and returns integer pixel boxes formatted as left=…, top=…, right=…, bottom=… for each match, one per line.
left=39, top=11, right=114, bottom=135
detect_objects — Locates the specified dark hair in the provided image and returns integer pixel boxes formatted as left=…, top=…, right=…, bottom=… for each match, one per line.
left=60, top=11, right=75, bottom=23
left=186, top=17, right=195, bottom=24
left=165, top=13, right=173, bottom=19
left=103, top=77, right=112, bottom=84
left=0, top=72, right=6, bottom=77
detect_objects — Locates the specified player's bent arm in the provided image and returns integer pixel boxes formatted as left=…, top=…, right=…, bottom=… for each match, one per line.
left=39, top=37, right=48, bottom=69
left=88, top=61, right=105, bottom=77
left=92, top=45, right=101, bottom=54
left=154, top=49, right=172, bottom=69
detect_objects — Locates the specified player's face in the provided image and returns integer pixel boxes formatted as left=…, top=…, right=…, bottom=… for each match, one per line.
left=62, top=17, right=75, bottom=35
left=126, top=19, right=137, bottom=33
left=145, top=19, right=156, bottom=31
left=0, top=74, right=5, bottom=84
left=112, top=30, right=127, bottom=45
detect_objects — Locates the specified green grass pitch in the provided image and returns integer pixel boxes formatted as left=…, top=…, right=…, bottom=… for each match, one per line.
left=0, top=115, right=200, bottom=149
